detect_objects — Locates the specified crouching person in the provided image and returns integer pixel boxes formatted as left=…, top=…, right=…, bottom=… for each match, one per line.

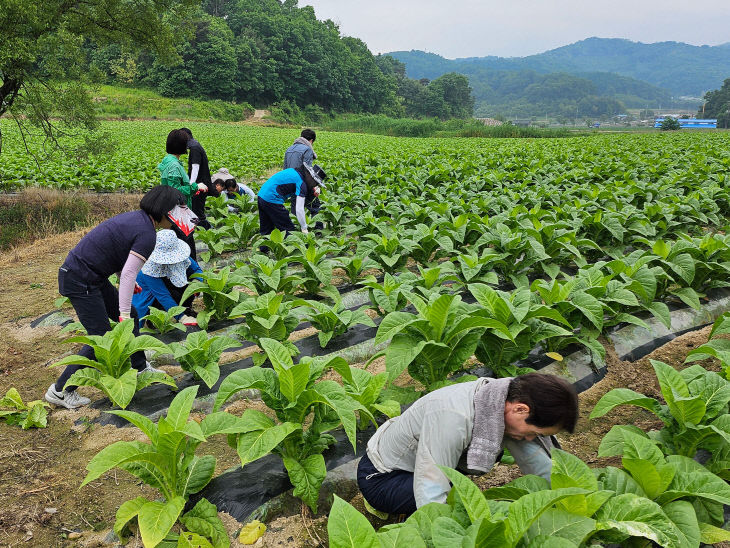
left=133, top=229, right=203, bottom=327
left=257, top=164, right=327, bottom=237
left=357, top=373, right=579, bottom=516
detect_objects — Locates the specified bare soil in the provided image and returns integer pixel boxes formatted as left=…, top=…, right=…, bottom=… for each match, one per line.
left=0, top=233, right=725, bottom=547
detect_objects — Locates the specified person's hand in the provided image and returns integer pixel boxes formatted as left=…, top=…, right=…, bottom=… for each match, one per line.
left=180, top=314, right=198, bottom=327
left=197, top=183, right=208, bottom=192
left=313, top=186, right=321, bottom=197
left=301, top=228, right=309, bottom=234
left=133, top=283, right=142, bottom=294
left=118, top=314, right=131, bottom=322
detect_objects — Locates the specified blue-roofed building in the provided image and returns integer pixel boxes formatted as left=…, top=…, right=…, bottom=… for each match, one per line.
left=654, top=118, right=717, bottom=129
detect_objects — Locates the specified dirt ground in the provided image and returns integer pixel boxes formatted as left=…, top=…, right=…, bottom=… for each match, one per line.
left=0, top=232, right=727, bottom=547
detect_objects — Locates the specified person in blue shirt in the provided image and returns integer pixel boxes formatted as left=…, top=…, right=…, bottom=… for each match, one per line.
left=257, top=164, right=327, bottom=236
left=133, top=229, right=203, bottom=327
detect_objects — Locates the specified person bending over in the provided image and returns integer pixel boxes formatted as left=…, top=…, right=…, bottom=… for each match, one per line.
left=357, top=373, right=579, bottom=516
left=45, top=186, right=185, bottom=409
left=284, top=129, right=323, bottom=228
left=133, top=229, right=203, bottom=327
left=257, top=164, right=327, bottom=236
left=212, top=168, right=256, bottom=213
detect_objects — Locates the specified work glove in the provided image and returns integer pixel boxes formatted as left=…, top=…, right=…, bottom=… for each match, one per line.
left=180, top=314, right=198, bottom=327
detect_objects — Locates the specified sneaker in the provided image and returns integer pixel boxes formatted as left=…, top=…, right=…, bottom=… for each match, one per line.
left=138, top=361, right=164, bottom=375
left=44, top=384, right=90, bottom=409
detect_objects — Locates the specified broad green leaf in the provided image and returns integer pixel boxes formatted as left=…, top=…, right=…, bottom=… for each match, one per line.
left=167, top=386, right=199, bottom=431
left=114, top=496, right=149, bottom=540
left=438, top=466, right=490, bottom=522
left=505, top=488, right=589, bottom=545
left=698, top=522, right=730, bottom=543
left=213, top=367, right=277, bottom=411
left=590, top=388, right=662, bottom=419
left=283, top=454, right=327, bottom=513
left=658, top=455, right=730, bottom=506
left=180, top=455, right=216, bottom=496
left=621, top=458, right=674, bottom=500
left=597, top=425, right=651, bottom=457
left=236, top=422, right=299, bottom=466
left=327, top=496, right=379, bottom=548
left=385, top=335, right=427, bottom=382
left=138, top=496, right=185, bottom=548
left=662, top=500, right=700, bottom=548
left=376, top=525, right=426, bottom=548
left=570, top=291, right=603, bottom=331
left=651, top=359, right=689, bottom=405
left=551, top=449, right=598, bottom=491
left=431, top=516, right=466, bottom=548
left=179, top=498, right=229, bottom=548
left=177, top=532, right=214, bottom=548
left=525, top=509, right=595, bottom=546
left=107, top=410, right=158, bottom=444
left=594, top=493, right=680, bottom=548
left=82, top=441, right=154, bottom=486
left=375, top=312, right=419, bottom=345
left=405, top=503, right=452, bottom=546
left=670, top=287, right=701, bottom=310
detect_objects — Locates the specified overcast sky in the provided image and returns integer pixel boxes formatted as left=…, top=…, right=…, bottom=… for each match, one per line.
left=299, top=0, right=730, bottom=58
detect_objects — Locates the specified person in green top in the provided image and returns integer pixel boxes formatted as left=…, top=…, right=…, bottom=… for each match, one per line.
left=158, top=129, right=208, bottom=207
left=158, top=129, right=207, bottom=260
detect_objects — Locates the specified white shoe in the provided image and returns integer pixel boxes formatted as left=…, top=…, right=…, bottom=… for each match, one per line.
left=44, top=384, right=90, bottom=409
left=138, top=362, right=164, bottom=375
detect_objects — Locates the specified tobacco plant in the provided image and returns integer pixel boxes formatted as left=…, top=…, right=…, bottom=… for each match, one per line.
left=180, top=267, right=243, bottom=320
left=0, top=388, right=49, bottom=429
left=296, top=289, right=375, bottom=348
left=168, top=331, right=238, bottom=388
left=82, top=386, right=245, bottom=547
left=372, top=293, right=512, bottom=393
left=213, top=339, right=370, bottom=512
left=236, top=254, right=303, bottom=296
left=229, top=291, right=302, bottom=365
left=591, top=360, right=730, bottom=478
left=334, top=254, right=377, bottom=285
left=50, top=320, right=175, bottom=409
left=685, top=311, right=730, bottom=379
left=289, top=241, right=335, bottom=295
left=360, top=273, right=412, bottom=317
left=141, top=306, right=187, bottom=334
left=468, top=283, right=572, bottom=377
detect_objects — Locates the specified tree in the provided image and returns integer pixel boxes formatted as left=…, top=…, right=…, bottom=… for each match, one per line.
left=0, top=0, right=199, bottom=157
left=700, top=78, right=730, bottom=128
left=660, top=117, right=681, bottom=131
left=428, top=73, right=474, bottom=119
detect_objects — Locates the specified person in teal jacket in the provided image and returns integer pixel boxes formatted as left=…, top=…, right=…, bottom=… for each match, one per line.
left=158, top=129, right=206, bottom=260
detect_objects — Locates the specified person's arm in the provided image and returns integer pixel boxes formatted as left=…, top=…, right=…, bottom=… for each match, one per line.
left=188, top=258, right=204, bottom=280
left=144, top=276, right=183, bottom=316
left=295, top=196, right=307, bottom=232
left=413, top=411, right=470, bottom=508
left=303, top=148, right=314, bottom=166
left=119, top=254, right=146, bottom=319
left=190, top=164, right=200, bottom=184
left=503, top=437, right=554, bottom=482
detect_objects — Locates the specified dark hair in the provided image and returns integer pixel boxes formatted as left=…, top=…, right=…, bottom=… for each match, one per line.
left=224, top=179, right=238, bottom=190
left=301, top=128, right=316, bottom=142
left=180, top=127, right=193, bottom=138
left=140, top=185, right=185, bottom=222
left=166, top=129, right=189, bottom=155
left=296, top=166, right=320, bottom=188
left=506, top=373, right=578, bottom=433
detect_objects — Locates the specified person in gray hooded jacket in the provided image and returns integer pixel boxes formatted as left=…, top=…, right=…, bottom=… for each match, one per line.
left=357, top=373, right=578, bottom=516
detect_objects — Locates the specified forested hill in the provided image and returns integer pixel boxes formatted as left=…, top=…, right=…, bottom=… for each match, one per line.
left=389, top=38, right=730, bottom=97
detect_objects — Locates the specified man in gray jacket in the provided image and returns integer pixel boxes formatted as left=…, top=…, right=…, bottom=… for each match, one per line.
left=357, top=373, right=578, bottom=516
left=284, top=129, right=323, bottom=228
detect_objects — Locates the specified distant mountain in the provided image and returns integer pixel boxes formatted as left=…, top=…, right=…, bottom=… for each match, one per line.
left=389, top=38, right=730, bottom=97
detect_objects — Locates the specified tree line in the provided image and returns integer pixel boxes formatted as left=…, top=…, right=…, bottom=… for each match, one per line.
left=83, top=0, right=474, bottom=120
left=700, top=78, right=730, bottom=128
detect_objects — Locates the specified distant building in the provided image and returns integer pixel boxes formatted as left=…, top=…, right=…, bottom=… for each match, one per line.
left=476, top=118, right=503, bottom=127
left=654, top=118, right=717, bottom=129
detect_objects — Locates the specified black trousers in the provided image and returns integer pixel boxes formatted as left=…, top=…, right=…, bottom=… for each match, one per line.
left=55, top=268, right=145, bottom=392
left=357, top=453, right=418, bottom=516
left=191, top=191, right=211, bottom=230
left=258, top=197, right=295, bottom=236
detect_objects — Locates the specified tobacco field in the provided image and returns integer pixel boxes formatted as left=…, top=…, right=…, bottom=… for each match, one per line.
left=3, top=122, right=730, bottom=547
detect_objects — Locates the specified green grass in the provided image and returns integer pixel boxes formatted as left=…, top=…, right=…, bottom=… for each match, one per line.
left=322, top=114, right=574, bottom=138
left=92, top=85, right=254, bottom=122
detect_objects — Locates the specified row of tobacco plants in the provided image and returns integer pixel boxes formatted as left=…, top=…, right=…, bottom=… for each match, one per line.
left=49, top=131, right=730, bottom=546
left=327, top=312, right=730, bottom=547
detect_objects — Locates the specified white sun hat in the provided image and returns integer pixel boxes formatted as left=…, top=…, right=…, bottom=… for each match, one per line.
left=141, top=230, right=191, bottom=287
